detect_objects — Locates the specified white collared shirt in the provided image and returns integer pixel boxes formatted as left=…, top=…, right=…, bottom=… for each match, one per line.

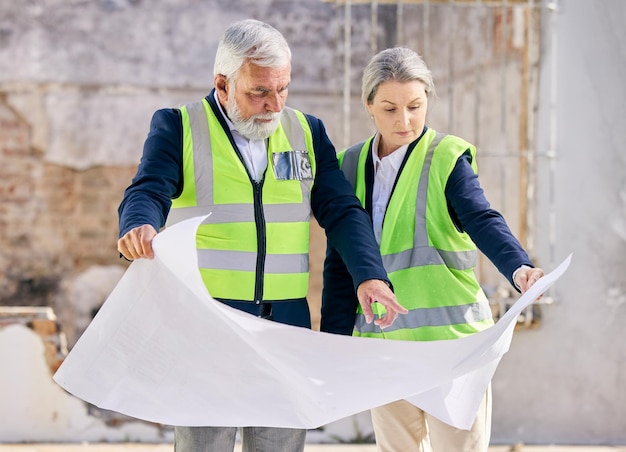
left=213, top=91, right=268, bottom=182
left=371, top=133, right=409, bottom=245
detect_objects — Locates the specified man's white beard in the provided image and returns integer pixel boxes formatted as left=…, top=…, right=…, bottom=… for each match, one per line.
left=226, top=94, right=281, bottom=141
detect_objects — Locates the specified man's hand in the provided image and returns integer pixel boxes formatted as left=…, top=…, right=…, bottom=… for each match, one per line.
left=117, top=224, right=158, bottom=260
left=514, top=266, right=545, bottom=296
left=356, top=279, right=408, bottom=329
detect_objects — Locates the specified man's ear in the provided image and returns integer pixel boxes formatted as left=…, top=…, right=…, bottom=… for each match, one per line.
left=214, top=74, right=228, bottom=102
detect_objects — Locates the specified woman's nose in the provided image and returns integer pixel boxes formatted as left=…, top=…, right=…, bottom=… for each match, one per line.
left=397, top=111, right=410, bottom=125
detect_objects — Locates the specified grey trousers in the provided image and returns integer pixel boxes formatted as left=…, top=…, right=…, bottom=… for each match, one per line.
left=174, top=426, right=306, bottom=452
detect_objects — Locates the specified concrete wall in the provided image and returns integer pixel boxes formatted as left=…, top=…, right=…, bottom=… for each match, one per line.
left=0, top=0, right=623, bottom=445
left=492, top=0, right=626, bottom=445
left=0, top=0, right=532, bottom=335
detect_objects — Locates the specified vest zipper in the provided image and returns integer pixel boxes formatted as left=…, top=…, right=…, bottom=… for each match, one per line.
left=252, top=179, right=266, bottom=305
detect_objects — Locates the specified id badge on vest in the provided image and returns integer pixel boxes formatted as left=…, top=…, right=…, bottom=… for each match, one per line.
left=272, top=151, right=313, bottom=181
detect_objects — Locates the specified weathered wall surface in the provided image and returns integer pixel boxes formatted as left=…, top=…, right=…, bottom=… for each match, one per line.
left=0, top=0, right=529, bottom=335
left=492, top=0, right=626, bottom=445
left=0, top=0, right=342, bottom=338
left=3, top=0, right=622, bottom=446
left=0, top=321, right=169, bottom=442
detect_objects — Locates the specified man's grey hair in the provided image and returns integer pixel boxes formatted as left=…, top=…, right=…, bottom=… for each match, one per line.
left=361, top=47, right=435, bottom=106
left=214, top=19, right=291, bottom=84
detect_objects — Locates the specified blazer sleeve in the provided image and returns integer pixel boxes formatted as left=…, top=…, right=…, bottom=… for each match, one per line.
left=118, top=108, right=183, bottom=237
left=446, top=151, right=535, bottom=289
left=320, top=242, right=360, bottom=335
left=306, top=114, right=390, bottom=292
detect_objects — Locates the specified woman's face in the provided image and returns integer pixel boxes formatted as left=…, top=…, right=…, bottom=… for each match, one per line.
left=367, top=80, right=428, bottom=157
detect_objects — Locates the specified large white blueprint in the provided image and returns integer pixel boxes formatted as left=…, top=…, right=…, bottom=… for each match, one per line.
left=53, top=215, right=571, bottom=430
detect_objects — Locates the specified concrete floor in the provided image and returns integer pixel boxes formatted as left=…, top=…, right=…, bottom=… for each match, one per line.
left=1, top=444, right=625, bottom=452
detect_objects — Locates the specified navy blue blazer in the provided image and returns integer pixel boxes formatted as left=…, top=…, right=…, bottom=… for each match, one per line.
left=321, top=129, right=535, bottom=335
left=118, top=90, right=390, bottom=328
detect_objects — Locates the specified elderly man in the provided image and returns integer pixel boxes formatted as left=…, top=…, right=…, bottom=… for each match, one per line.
left=117, top=19, right=406, bottom=452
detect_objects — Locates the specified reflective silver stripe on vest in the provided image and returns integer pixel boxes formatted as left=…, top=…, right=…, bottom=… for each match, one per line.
left=341, top=141, right=366, bottom=189
left=381, top=247, right=477, bottom=273
left=198, top=249, right=308, bottom=273
left=280, top=108, right=314, bottom=204
left=173, top=103, right=313, bottom=278
left=167, top=104, right=312, bottom=226
left=351, top=134, right=482, bottom=336
left=168, top=203, right=308, bottom=226
left=342, top=134, right=476, bottom=271
left=280, top=108, right=306, bottom=153
left=165, top=101, right=215, bottom=228
left=187, top=100, right=215, bottom=205
left=355, top=300, right=492, bottom=334
left=169, top=200, right=310, bottom=225
left=414, top=133, right=443, bottom=247
left=379, top=132, right=477, bottom=271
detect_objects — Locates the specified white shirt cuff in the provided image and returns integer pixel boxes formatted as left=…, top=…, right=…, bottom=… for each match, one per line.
left=512, top=265, right=532, bottom=290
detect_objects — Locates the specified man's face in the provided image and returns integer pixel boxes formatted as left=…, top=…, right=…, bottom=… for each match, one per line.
left=216, top=61, right=291, bottom=140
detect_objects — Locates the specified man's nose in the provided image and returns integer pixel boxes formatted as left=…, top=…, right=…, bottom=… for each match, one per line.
left=265, top=92, right=285, bottom=113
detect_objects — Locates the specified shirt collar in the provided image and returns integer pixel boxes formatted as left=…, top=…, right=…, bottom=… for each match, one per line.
left=371, top=133, right=409, bottom=171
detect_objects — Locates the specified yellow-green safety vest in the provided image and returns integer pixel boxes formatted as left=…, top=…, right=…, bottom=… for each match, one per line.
left=166, top=99, right=316, bottom=302
left=339, top=128, right=494, bottom=341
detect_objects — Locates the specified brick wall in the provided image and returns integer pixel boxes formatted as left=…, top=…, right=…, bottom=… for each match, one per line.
left=0, top=0, right=532, bottom=339
left=0, top=100, right=133, bottom=310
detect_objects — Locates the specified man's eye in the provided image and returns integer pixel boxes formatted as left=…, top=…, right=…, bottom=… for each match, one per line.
left=249, top=92, right=267, bottom=101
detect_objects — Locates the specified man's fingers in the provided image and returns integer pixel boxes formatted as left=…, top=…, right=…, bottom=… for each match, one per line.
left=139, top=234, right=155, bottom=259
left=117, top=237, right=135, bottom=260
left=117, top=225, right=157, bottom=260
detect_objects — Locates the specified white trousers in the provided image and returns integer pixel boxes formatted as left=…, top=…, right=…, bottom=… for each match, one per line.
left=370, top=385, right=492, bottom=452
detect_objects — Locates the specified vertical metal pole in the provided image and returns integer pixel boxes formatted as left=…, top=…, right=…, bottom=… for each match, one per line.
left=422, top=0, right=430, bottom=58
left=497, top=0, right=509, bottom=217
left=371, top=0, right=378, bottom=55
left=474, top=0, right=484, bottom=281
left=523, top=0, right=536, bottom=254
left=343, top=0, right=352, bottom=149
left=517, top=1, right=530, bottom=249
left=547, top=0, right=559, bottom=271
left=447, top=0, right=456, bottom=132
left=499, top=0, right=508, bottom=143
left=474, top=0, right=483, bottom=147
left=396, top=0, right=404, bottom=46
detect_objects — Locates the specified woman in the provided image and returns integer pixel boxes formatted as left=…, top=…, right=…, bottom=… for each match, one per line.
left=321, top=47, right=544, bottom=452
